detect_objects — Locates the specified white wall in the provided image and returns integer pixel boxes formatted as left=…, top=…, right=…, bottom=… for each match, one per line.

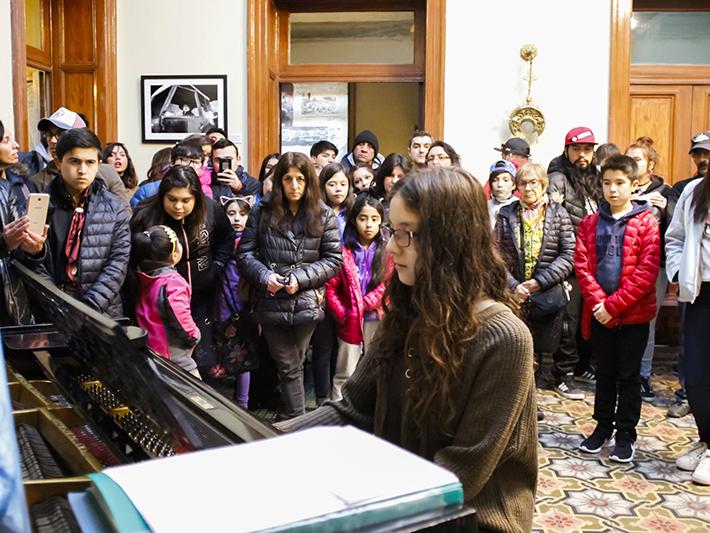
left=0, top=0, right=15, bottom=128
left=444, top=0, right=612, bottom=181
left=117, top=0, right=248, bottom=179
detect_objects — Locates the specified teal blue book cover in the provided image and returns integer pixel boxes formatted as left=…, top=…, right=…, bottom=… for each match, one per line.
left=0, top=347, right=31, bottom=533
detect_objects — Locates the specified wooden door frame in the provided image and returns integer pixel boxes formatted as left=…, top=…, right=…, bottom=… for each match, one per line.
left=246, top=0, right=446, bottom=171
left=10, top=0, right=117, bottom=148
left=609, top=0, right=710, bottom=147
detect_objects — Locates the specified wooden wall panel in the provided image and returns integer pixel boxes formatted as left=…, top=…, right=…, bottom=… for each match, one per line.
left=630, top=85, right=692, bottom=185
left=60, top=0, right=95, bottom=64
left=63, top=71, right=95, bottom=122
left=608, top=0, right=632, bottom=147
left=692, top=86, right=710, bottom=139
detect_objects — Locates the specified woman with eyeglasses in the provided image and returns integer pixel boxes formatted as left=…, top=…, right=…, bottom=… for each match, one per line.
left=237, top=152, right=342, bottom=419
left=625, top=137, right=676, bottom=402
left=495, top=162, right=575, bottom=374
left=666, top=165, right=710, bottom=485
left=425, top=140, right=461, bottom=168
left=277, top=166, right=537, bottom=532
left=130, top=165, right=233, bottom=379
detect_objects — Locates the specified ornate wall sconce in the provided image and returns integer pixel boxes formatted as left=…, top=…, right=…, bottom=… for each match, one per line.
left=508, top=44, right=546, bottom=144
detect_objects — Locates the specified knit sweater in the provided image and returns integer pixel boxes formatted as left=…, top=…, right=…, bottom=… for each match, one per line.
left=277, top=302, right=537, bottom=533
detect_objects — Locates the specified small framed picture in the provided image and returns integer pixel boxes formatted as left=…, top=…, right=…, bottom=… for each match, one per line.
left=141, top=75, right=227, bottom=143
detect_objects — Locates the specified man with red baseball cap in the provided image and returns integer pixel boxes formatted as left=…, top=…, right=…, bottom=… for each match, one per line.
left=546, top=126, right=602, bottom=400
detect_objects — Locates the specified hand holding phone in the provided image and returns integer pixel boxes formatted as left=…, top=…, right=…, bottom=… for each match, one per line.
left=218, top=158, right=232, bottom=173
left=26, top=193, right=50, bottom=236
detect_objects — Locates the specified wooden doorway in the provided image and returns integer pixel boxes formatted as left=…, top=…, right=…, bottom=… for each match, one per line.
left=609, top=0, right=710, bottom=184
left=10, top=0, right=117, bottom=149
left=246, top=0, right=446, bottom=171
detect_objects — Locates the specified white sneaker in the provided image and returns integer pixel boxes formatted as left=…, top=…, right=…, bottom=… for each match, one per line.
left=676, top=442, right=708, bottom=471
left=692, top=451, right=710, bottom=485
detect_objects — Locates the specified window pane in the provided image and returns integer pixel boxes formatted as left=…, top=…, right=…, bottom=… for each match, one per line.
left=280, top=83, right=348, bottom=156
left=632, top=12, right=710, bottom=65
left=26, top=67, right=51, bottom=149
left=25, top=0, right=44, bottom=50
left=290, top=12, right=415, bottom=65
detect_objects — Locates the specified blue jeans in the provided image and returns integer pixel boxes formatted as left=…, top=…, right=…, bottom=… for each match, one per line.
left=640, top=267, right=667, bottom=379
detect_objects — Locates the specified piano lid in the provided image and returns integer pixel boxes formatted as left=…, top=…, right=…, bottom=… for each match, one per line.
left=12, top=261, right=205, bottom=453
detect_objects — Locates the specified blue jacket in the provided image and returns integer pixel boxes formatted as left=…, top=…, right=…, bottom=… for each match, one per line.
left=130, top=180, right=161, bottom=207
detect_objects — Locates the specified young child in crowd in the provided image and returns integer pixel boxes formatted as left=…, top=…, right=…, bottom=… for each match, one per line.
left=133, top=225, right=201, bottom=378
left=320, top=162, right=354, bottom=238
left=326, top=195, right=392, bottom=400
left=214, top=195, right=256, bottom=409
left=575, top=154, right=660, bottom=463
left=488, top=160, right=518, bottom=226
left=351, top=165, right=374, bottom=194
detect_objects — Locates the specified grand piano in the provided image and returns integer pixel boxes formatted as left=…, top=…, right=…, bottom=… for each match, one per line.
left=4, top=262, right=476, bottom=532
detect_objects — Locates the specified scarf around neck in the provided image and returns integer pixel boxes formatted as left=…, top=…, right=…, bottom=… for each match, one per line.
left=64, top=184, right=90, bottom=283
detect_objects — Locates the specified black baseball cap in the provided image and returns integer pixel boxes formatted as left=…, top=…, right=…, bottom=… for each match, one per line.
left=494, top=137, right=531, bottom=157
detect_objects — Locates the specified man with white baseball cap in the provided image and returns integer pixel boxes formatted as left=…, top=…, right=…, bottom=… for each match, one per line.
left=28, top=107, right=131, bottom=210
left=16, top=107, right=86, bottom=176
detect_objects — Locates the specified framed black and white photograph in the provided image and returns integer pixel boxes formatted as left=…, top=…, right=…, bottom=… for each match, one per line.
left=141, top=75, right=227, bottom=143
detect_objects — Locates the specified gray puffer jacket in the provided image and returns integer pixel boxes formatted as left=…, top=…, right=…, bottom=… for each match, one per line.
left=26, top=178, right=130, bottom=318
left=237, top=201, right=342, bottom=326
left=495, top=199, right=575, bottom=290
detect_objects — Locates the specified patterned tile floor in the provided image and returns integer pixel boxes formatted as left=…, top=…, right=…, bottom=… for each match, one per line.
left=534, top=352, right=710, bottom=533
left=246, top=349, right=710, bottom=532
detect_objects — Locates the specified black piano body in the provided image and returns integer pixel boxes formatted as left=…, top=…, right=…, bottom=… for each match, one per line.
left=4, top=262, right=477, bottom=532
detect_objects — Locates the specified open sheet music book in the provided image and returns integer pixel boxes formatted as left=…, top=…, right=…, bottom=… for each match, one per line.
left=90, top=426, right=463, bottom=532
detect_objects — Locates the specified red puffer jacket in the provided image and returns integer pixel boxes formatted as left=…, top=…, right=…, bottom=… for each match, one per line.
left=575, top=208, right=660, bottom=340
left=325, top=247, right=392, bottom=344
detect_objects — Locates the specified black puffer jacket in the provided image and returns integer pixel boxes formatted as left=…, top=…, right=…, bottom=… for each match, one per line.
left=0, top=178, right=34, bottom=324
left=640, top=175, right=676, bottom=266
left=27, top=178, right=130, bottom=318
left=495, top=200, right=575, bottom=290
left=547, top=154, right=602, bottom=231
left=131, top=197, right=233, bottom=309
left=237, top=201, right=342, bottom=326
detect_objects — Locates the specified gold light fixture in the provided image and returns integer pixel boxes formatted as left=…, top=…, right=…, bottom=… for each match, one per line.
left=508, top=44, right=545, bottom=144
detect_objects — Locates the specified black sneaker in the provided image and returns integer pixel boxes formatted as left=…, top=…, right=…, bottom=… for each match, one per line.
left=640, top=377, right=655, bottom=401
left=579, top=429, right=612, bottom=454
left=609, top=440, right=635, bottom=463
left=575, top=368, right=596, bottom=384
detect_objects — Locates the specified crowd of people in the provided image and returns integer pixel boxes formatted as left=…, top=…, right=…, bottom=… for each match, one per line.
left=2, top=104, right=710, bottom=531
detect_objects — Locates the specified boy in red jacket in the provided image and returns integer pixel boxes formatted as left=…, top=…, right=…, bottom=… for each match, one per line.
left=575, top=154, right=660, bottom=463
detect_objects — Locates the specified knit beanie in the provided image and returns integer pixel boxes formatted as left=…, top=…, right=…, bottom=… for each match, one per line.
left=352, top=130, right=379, bottom=155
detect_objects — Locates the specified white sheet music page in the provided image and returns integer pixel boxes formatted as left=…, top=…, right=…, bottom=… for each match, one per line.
left=103, top=425, right=460, bottom=532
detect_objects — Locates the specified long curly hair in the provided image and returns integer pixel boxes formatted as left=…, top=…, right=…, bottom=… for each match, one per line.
left=371, top=167, right=517, bottom=434
left=264, top=152, right=323, bottom=237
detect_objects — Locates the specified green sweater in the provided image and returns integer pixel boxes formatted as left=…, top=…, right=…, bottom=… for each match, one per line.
left=277, top=303, right=538, bottom=533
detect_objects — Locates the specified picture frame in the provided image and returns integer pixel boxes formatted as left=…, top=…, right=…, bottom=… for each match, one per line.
left=141, top=75, right=227, bottom=143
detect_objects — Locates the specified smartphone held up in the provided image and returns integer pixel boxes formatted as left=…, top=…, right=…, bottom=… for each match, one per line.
left=26, top=193, right=50, bottom=236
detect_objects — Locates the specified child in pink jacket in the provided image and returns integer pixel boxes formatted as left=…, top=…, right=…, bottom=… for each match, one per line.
left=326, top=196, right=392, bottom=400
left=133, top=225, right=201, bottom=377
